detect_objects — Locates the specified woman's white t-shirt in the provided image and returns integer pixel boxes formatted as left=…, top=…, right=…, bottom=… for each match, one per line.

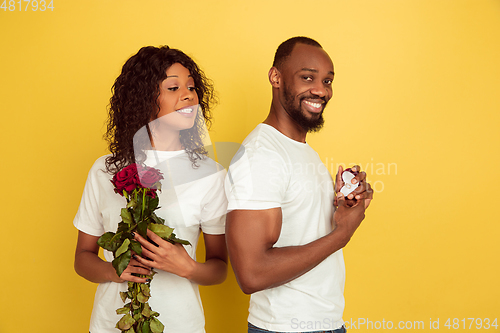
left=74, top=150, right=227, bottom=333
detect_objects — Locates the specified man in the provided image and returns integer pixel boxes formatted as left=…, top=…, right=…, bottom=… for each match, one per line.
left=225, top=36, right=372, bottom=333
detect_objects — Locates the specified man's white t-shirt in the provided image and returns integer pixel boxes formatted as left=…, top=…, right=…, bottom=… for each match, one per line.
left=226, top=124, right=345, bottom=332
left=74, top=150, right=227, bottom=333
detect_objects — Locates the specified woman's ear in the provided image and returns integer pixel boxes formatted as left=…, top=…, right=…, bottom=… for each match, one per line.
left=268, top=67, right=281, bottom=88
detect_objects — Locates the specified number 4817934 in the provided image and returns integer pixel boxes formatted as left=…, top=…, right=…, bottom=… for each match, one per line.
left=1, top=0, right=54, bottom=11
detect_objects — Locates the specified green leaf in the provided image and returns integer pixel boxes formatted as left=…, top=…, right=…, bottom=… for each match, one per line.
left=140, top=284, right=151, bottom=297
left=170, top=237, right=191, bottom=246
left=134, top=312, right=144, bottom=321
left=126, top=198, right=137, bottom=209
left=120, top=291, right=128, bottom=303
left=112, top=249, right=131, bottom=277
left=97, top=232, right=116, bottom=251
left=125, top=326, right=136, bottom=333
left=137, top=292, right=149, bottom=303
left=130, top=239, right=142, bottom=256
left=148, top=224, right=174, bottom=239
left=150, top=213, right=165, bottom=225
left=137, top=220, right=148, bottom=239
left=109, top=232, right=124, bottom=252
left=133, top=196, right=143, bottom=222
left=116, top=313, right=135, bottom=330
left=115, top=238, right=131, bottom=258
left=147, top=196, right=159, bottom=211
left=121, top=208, right=133, bottom=225
left=141, top=303, right=152, bottom=318
left=142, top=320, right=151, bottom=333
left=116, top=305, right=130, bottom=315
left=149, top=317, right=164, bottom=333
left=117, top=221, right=129, bottom=234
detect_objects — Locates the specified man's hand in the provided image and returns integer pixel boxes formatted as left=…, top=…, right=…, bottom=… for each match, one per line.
left=332, top=165, right=373, bottom=246
left=332, top=191, right=366, bottom=247
left=334, top=165, right=373, bottom=208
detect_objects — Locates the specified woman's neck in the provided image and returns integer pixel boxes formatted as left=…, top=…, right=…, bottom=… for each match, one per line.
left=149, top=127, right=183, bottom=151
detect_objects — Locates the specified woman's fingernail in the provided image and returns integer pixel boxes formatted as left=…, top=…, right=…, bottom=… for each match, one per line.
left=146, top=279, right=151, bottom=283
left=132, top=254, right=137, bottom=260
left=131, top=232, right=135, bottom=237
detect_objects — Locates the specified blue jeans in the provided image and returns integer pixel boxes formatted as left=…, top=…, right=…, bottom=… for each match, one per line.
left=248, top=322, right=347, bottom=333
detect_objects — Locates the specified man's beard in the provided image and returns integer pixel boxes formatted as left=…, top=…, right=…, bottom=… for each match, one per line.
left=283, top=83, right=325, bottom=133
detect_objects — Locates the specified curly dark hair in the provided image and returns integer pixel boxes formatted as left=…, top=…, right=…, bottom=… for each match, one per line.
left=104, top=46, right=216, bottom=173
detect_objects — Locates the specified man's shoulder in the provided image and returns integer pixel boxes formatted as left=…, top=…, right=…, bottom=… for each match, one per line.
left=242, top=123, right=285, bottom=151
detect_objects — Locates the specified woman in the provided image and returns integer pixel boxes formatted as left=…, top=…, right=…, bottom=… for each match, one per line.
left=74, top=46, right=227, bottom=333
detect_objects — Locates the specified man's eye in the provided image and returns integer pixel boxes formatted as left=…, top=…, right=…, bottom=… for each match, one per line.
left=324, top=79, right=333, bottom=85
left=167, top=87, right=179, bottom=91
left=303, top=76, right=312, bottom=81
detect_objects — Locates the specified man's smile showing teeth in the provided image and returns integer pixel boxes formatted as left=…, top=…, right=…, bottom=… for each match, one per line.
left=303, top=100, right=323, bottom=113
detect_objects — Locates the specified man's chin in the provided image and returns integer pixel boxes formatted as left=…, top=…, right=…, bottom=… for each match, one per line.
left=305, top=122, right=324, bottom=133
left=300, top=116, right=324, bottom=133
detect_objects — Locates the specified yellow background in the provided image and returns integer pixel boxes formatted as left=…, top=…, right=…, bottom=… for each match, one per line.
left=1, top=1, right=499, bottom=332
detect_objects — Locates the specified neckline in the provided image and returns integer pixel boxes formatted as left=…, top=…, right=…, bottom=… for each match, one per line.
left=258, top=123, right=309, bottom=146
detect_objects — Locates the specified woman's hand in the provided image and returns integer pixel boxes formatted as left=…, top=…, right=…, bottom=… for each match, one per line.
left=114, top=255, right=152, bottom=284
left=133, top=229, right=228, bottom=286
left=133, top=229, right=196, bottom=279
left=74, top=231, right=151, bottom=284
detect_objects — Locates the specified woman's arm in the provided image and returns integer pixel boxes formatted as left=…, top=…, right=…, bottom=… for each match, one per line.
left=133, top=230, right=227, bottom=286
left=74, top=231, right=151, bottom=284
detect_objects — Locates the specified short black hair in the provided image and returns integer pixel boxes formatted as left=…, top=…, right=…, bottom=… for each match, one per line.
left=272, top=36, right=323, bottom=69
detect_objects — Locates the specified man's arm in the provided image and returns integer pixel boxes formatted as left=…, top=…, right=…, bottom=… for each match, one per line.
left=226, top=193, right=365, bottom=294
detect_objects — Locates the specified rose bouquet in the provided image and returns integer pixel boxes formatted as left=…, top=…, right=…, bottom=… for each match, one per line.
left=97, top=163, right=190, bottom=333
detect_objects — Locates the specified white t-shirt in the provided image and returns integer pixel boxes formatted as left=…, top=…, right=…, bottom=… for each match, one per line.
left=226, top=124, right=345, bottom=332
left=74, top=150, right=227, bottom=333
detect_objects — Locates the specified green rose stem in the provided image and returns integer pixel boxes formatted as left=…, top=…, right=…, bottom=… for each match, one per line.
left=97, top=164, right=190, bottom=333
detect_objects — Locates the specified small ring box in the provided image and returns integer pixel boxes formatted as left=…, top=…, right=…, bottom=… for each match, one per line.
left=340, top=168, right=359, bottom=196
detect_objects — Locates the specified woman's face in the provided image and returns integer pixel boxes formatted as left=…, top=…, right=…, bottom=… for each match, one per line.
left=154, top=63, right=199, bottom=131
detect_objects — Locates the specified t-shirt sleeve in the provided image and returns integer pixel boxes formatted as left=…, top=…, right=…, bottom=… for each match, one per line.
left=225, top=145, right=288, bottom=211
left=200, top=168, right=227, bottom=235
left=73, top=159, right=106, bottom=237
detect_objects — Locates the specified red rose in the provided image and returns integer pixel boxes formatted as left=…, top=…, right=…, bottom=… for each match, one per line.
left=145, top=189, right=157, bottom=199
left=137, top=165, right=164, bottom=189
left=111, top=164, right=140, bottom=195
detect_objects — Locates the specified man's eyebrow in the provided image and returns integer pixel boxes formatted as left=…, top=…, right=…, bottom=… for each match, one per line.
left=298, top=68, right=335, bottom=76
left=300, top=68, right=318, bottom=73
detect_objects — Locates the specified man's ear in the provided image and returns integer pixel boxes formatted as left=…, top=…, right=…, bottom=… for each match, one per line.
left=268, top=67, right=281, bottom=88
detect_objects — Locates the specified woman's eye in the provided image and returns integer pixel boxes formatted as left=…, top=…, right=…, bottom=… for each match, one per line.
left=188, top=86, right=196, bottom=91
left=167, top=87, right=179, bottom=91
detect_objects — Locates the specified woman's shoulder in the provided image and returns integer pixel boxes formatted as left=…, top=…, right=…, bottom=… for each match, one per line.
left=88, top=154, right=111, bottom=171
left=84, top=154, right=113, bottom=182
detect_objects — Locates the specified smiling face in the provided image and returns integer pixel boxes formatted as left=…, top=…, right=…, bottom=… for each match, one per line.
left=278, top=43, right=334, bottom=132
left=154, top=62, right=199, bottom=131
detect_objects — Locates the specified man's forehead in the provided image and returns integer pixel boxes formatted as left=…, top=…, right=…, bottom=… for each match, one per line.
left=284, top=43, right=334, bottom=74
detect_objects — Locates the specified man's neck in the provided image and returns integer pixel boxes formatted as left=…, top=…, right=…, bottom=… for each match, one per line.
left=263, top=104, right=307, bottom=143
